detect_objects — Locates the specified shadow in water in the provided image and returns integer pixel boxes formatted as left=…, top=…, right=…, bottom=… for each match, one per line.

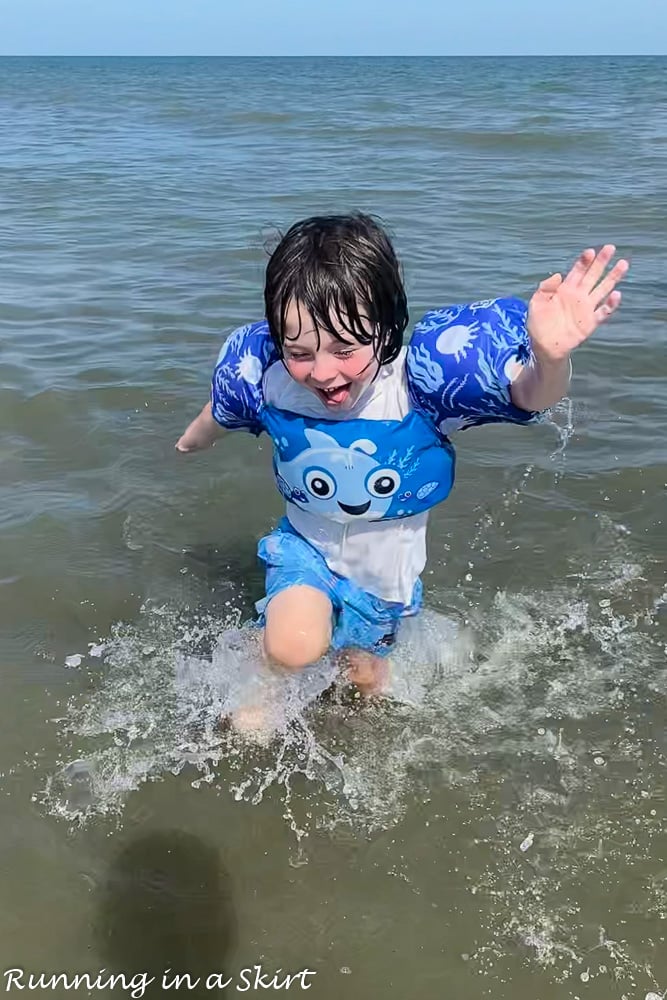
left=95, top=830, right=236, bottom=996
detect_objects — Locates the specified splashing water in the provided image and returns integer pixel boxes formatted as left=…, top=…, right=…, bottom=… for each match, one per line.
left=43, top=525, right=665, bottom=831
left=548, top=396, right=576, bottom=474
left=39, top=539, right=667, bottom=992
left=37, top=397, right=667, bottom=994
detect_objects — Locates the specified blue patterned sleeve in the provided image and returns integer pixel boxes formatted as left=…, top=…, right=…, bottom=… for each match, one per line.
left=406, top=297, right=543, bottom=435
left=210, top=320, right=278, bottom=435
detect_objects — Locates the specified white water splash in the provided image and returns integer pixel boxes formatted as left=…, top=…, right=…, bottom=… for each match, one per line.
left=38, top=487, right=667, bottom=994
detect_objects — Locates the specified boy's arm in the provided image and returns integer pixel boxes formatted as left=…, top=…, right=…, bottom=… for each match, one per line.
left=175, top=401, right=225, bottom=453
left=509, top=355, right=572, bottom=413
left=510, top=245, right=628, bottom=412
left=174, top=320, right=275, bottom=453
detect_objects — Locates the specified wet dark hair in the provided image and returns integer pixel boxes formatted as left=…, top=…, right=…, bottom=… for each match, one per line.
left=264, top=213, right=408, bottom=366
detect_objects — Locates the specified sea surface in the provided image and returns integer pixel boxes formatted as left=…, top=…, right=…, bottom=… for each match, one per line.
left=1, top=56, right=666, bottom=998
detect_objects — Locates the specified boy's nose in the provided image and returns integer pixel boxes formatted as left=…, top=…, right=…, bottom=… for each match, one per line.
left=311, top=355, right=337, bottom=383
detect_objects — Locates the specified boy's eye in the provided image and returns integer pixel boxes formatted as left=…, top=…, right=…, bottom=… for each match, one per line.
left=336, top=349, right=355, bottom=359
left=287, top=353, right=310, bottom=362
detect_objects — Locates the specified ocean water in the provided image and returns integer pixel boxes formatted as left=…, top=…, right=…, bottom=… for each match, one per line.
left=1, top=56, right=666, bottom=998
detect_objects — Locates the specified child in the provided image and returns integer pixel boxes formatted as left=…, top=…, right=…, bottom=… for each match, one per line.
left=176, top=213, right=628, bottom=698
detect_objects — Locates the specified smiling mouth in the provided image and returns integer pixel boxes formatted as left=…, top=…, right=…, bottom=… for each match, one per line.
left=338, top=500, right=371, bottom=515
left=315, top=382, right=352, bottom=403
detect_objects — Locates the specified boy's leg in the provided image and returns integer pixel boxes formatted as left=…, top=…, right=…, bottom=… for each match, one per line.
left=339, top=648, right=390, bottom=696
left=263, top=584, right=333, bottom=671
left=231, top=585, right=332, bottom=740
left=332, top=600, right=397, bottom=697
left=331, top=581, right=413, bottom=697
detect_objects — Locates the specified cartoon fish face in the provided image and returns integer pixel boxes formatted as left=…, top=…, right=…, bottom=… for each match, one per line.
left=275, top=428, right=402, bottom=522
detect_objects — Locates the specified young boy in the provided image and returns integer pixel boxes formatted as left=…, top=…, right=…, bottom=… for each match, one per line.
left=176, top=213, right=628, bottom=697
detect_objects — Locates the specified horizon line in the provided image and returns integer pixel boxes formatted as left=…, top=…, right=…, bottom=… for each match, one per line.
left=1, top=52, right=664, bottom=58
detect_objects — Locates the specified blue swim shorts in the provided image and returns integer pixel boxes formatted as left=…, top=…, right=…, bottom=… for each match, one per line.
left=255, top=518, right=422, bottom=658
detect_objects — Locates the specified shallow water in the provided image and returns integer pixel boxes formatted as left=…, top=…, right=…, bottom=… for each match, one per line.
left=1, top=55, right=666, bottom=998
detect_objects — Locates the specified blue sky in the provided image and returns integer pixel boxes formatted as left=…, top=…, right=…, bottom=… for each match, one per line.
left=1, top=0, right=663, bottom=56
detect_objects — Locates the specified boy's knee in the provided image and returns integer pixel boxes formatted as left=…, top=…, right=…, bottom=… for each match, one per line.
left=263, top=629, right=329, bottom=672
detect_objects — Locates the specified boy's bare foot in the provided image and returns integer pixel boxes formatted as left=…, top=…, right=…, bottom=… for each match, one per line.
left=225, top=663, right=285, bottom=746
left=228, top=702, right=277, bottom=746
left=339, top=649, right=390, bottom=697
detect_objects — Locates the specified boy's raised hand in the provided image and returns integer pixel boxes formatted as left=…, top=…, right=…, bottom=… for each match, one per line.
left=527, top=245, right=629, bottom=363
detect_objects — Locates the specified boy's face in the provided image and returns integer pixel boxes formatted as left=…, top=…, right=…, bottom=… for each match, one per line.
left=281, top=300, right=379, bottom=411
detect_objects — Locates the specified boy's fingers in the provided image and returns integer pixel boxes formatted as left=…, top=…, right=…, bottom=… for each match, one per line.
left=562, top=248, right=595, bottom=286
left=590, top=258, right=629, bottom=307
left=593, top=289, right=622, bottom=323
left=579, top=244, right=616, bottom=290
left=537, top=273, right=563, bottom=294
